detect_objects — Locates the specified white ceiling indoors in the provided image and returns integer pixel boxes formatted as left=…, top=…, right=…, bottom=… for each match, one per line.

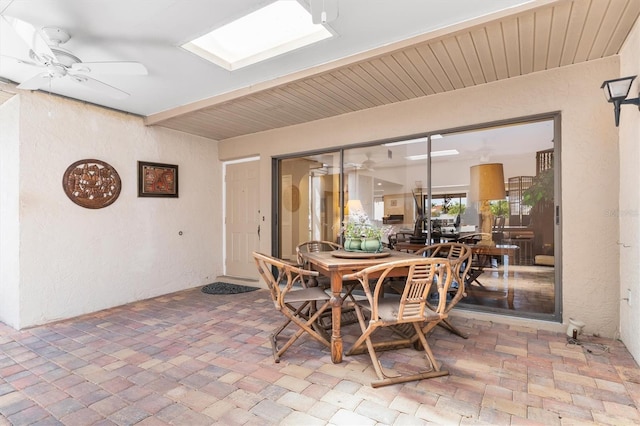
left=1, top=0, right=639, bottom=143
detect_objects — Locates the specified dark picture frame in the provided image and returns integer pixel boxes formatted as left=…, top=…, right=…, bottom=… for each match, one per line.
left=138, top=161, right=179, bottom=198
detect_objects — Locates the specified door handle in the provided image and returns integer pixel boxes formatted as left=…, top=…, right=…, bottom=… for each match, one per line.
left=258, top=224, right=261, bottom=240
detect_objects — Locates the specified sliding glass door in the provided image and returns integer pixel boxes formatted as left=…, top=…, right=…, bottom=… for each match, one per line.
left=275, top=116, right=559, bottom=320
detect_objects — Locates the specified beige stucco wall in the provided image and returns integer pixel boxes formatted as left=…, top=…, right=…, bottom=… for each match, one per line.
left=618, top=20, right=640, bottom=362
left=1, top=91, right=223, bottom=329
left=219, top=57, right=621, bottom=338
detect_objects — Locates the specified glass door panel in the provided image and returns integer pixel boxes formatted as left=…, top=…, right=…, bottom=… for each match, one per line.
left=430, top=120, right=557, bottom=317
left=343, top=142, right=429, bottom=246
left=277, top=153, right=341, bottom=263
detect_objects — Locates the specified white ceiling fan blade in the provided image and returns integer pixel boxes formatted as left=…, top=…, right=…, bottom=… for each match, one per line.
left=0, top=54, right=40, bottom=68
left=16, top=72, right=51, bottom=90
left=1, top=16, right=55, bottom=62
left=69, top=74, right=129, bottom=99
left=71, top=61, right=148, bottom=75
left=0, top=16, right=31, bottom=55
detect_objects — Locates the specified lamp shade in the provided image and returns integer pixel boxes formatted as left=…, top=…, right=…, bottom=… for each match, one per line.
left=469, top=163, right=506, bottom=202
left=346, top=199, right=364, bottom=214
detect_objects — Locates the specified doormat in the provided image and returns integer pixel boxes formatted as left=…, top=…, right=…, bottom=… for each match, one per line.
left=201, top=282, right=259, bottom=295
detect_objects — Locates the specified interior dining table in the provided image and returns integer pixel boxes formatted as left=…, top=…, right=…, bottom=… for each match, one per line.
left=299, top=248, right=420, bottom=363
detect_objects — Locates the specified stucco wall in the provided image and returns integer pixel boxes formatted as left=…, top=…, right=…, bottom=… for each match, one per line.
left=0, top=95, right=21, bottom=328
left=618, top=19, right=640, bottom=362
left=6, top=92, right=222, bottom=329
left=219, top=57, right=621, bottom=338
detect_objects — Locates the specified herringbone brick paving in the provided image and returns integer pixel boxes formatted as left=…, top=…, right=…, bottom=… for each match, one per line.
left=0, top=287, right=639, bottom=425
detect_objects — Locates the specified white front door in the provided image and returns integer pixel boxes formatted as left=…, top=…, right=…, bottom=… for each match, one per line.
left=225, top=159, right=260, bottom=279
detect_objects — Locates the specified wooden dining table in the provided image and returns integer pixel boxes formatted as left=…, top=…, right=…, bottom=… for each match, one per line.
left=299, top=249, right=419, bottom=363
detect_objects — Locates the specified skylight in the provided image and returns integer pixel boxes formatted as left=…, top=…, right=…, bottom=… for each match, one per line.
left=182, top=1, right=333, bottom=71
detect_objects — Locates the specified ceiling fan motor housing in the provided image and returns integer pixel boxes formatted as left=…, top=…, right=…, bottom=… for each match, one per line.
left=50, top=47, right=81, bottom=67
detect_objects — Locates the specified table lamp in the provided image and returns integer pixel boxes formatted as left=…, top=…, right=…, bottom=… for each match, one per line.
left=469, top=163, right=506, bottom=246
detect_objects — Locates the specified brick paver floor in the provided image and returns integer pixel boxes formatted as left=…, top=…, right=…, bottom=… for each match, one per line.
left=1, top=287, right=639, bottom=425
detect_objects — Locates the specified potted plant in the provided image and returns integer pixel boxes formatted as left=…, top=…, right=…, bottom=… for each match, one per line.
left=343, top=211, right=385, bottom=252
left=361, top=225, right=383, bottom=253
left=344, top=223, right=361, bottom=251
left=522, top=168, right=554, bottom=255
left=522, top=168, right=553, bottom=208
left=343, top=216, right=365, bottom=251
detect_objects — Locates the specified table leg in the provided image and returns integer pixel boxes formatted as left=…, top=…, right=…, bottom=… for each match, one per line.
left=330, top=272, right=343, bottom=363
left=503, top=254, right=515, bottom=309
left=504, top=254, right=509, bottom=276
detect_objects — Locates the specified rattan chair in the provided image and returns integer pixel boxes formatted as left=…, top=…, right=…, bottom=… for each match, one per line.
left=296, top=240, right=341, bottom=266
left=295, top=240, right=341, bottom=288
left=414, top=243, right=472, bottom=338
left=343, top=257, right=452, bottom=387
left=295, top=240, right=361, bottom=330
left=252, top=252, right=331, bottom=362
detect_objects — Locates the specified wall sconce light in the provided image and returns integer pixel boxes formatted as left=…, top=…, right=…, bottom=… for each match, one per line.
left=600, top=75, right=640, bottom=127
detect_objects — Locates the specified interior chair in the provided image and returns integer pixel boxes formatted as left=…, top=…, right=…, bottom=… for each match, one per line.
left=414, top=243, right=472, bottom=338
left=390, top=231, right=414, bottom=250
left=454, top=232, right=496, bottom=288
left=492, top=215, right=506, bottom=244
left=343, top=257, right=452, bottom=387
left=252, top=252, right=332, bottom=363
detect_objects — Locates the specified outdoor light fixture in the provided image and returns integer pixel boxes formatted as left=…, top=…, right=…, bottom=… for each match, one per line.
left=600, top=75, right=640, bottom=127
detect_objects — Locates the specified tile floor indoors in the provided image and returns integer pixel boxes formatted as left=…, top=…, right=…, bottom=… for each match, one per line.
left=461, top=265, right=556, bottom=314
left=1, top=286, right=639, bottom=425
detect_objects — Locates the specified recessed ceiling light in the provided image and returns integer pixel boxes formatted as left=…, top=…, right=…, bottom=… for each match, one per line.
left=182, top=1, right=332, bottom=71
left=384, top=134, right=443, bottom=147
left=406, top=149, right=459, bottom=160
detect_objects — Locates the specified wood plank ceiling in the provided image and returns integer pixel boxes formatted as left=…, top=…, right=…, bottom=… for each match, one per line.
left=146, top=0, right=640, bottom=141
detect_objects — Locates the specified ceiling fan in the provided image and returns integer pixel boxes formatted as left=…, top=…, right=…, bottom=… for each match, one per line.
left=0, top=15, right=147, bottom=99
left=360, top=154, right=376, bottom=171
left=345, top=153, right=376, bottom=172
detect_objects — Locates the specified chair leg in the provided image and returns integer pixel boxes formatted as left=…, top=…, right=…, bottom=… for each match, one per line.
left=288, top=300, right=332, bottom=347
left=367, top=324, right=449, bottom=388
left=271, top=317, right=293, bottom=363
left=371, top=370, right=449, bottom=388
left=437, top=318, right=469, bottom=339
left=412, top=322, right=441, bottom=372
left=271, top=300, right=332, bottom=362
left=466, top=268, right=485, bottom=287
left=348, top=305, right=449, bottom=387
left=348, top=308, right=401, bottom=383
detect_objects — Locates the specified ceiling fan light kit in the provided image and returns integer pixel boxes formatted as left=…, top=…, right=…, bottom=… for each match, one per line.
left=1, top=16, right=147, bottom=99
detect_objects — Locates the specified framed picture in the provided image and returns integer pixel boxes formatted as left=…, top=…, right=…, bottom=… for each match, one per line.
left=138, top=161, right=179, bottom=197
